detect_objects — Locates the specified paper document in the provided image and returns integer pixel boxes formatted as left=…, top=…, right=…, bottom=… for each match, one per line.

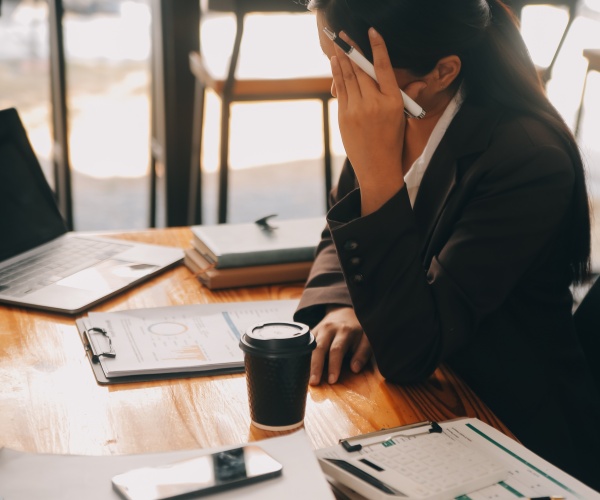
left=82, top=300, right=299, bottom=378
left=318, top=418, right=600, bottom=499
left=0, top=429, right=334, bottom=500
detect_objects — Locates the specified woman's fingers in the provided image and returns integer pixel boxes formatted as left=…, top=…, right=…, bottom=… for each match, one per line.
left=327, top=328, right=353, bottom=384
left=310, top=322, right=355, bottom=385
left=336, top=29, right=398, bottom=96
left=338, top=31, right=379, bottom=90
left=350, top=333, right=372, bottom=373
left=310, top=325, right=333, bottom=385
left=329, top=56, right=346, bottom=106
left=309, top=308, right=366, bottom=385
left=332, top=40, right=363, bottom=101
left=368, top=28, right=400, bottom=97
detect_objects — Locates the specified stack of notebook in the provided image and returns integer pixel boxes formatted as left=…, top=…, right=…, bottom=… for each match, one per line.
left=185, top=216, right=325, bottom=290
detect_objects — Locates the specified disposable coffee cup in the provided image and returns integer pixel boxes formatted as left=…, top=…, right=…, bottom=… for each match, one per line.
left=239, top=321, right=316, bottom=431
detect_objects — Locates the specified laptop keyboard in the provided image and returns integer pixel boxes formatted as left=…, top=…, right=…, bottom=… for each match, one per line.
left=0, top=238, right=130, bottom=297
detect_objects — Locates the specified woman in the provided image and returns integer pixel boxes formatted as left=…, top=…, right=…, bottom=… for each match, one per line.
left=295, top=0, right=600, bottom=489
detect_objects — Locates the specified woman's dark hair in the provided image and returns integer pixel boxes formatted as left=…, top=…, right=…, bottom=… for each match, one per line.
left=308, top=0, right=591, bottom=283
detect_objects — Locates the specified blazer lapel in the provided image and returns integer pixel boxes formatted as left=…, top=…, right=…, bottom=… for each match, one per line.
left=413, top=101, right=504, bottom=248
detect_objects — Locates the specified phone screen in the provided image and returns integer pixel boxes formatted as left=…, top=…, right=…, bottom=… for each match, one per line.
left=112, top=445, right=283, bottom=500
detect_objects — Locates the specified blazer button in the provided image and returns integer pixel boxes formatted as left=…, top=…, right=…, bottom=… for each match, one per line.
left=349, top=256, right=361, bottom=267
left=344, top=240, right=359, bottom=251
left=352, top=273, right=365, bottom=284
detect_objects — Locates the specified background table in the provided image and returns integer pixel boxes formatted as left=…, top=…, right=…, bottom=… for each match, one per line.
left=0, top=227, right=511, bottom=457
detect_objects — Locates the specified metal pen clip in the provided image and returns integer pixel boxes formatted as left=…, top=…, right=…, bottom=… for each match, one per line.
left=255, top=214, right=278, bottom=232
left=84, top=327, right=116, bottom=362
left=340, top=421, right=442, bottom=452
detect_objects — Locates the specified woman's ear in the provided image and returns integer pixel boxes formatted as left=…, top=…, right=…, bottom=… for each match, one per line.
left=435, top=55, right=462, bottom=91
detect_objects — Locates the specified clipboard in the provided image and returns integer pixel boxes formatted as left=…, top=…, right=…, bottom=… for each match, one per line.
left=76, top=318, right=244, bottom=386
left=316, top=418, right=599, bottom=500
left=74, top=300, right=299, bottom=386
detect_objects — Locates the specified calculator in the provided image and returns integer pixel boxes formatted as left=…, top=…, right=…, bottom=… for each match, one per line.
left=318, top=430, right=508, bottom=500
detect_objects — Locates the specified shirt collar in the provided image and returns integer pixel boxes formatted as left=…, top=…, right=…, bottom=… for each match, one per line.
left=405, top=87, right=465, bottom=206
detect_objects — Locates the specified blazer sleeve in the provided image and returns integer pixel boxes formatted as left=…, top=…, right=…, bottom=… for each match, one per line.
left=294, top=159, right=357, bottom=327
left=324, top=135, right=576, bottom=384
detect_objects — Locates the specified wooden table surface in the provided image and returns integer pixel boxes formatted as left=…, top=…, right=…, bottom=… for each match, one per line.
left=0, top=227, right=512, bottom=457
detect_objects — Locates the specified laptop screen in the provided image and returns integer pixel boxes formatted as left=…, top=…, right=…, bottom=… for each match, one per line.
left=0, top=108, right=68, bottom=262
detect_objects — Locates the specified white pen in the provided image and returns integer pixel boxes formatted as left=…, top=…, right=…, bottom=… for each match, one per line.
left=323, top=27, right=426, bottom=119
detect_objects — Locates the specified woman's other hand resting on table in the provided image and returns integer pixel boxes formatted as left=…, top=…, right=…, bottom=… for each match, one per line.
left=309, top=306, right=371, bottom=385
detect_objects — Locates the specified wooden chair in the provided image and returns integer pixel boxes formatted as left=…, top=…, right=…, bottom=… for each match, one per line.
left=188, top=0, right=334, bottom=224
left=574, top=48, right=600, bottom=138
left=505, top=0, right=579, bottom=84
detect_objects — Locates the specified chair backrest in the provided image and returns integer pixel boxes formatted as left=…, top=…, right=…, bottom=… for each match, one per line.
left=203, top=0, right=312, bottom=92
left=573, top=277, right=600, bottom=390
left=504, top=0, right=578, bottom=16
left=207, top=0, right=308, bottom=14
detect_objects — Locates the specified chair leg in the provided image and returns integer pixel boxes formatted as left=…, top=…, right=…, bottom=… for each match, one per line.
left=542, top=13, right=576, bottom=84
left=218, top=98, right=232, bottom=223
left=216, top=5, right=245, bottom=224
left=574, top=66, right=590, bottom=140
left=322, top=98, right=332, bottom=207
left=188, top=79, right=205, bottom=225
left=149, top=151, right=157, bottom=227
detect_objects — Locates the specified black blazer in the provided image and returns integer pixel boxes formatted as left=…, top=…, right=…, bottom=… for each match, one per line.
left=295, top=100, right=600, bottom=489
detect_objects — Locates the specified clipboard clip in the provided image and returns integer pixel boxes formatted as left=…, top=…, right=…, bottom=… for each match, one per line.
left=84, top=327, right=117, bottom=363
left=339, top=420, right=442, bottom=453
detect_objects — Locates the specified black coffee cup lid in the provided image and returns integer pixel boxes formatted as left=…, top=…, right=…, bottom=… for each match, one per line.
left=240, top=321, right=315, bottom=354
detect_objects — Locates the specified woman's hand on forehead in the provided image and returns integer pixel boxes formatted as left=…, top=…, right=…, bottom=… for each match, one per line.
left=331, top=28, right=408, bottom=215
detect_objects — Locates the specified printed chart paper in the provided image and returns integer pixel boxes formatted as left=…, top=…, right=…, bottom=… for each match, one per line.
left=84, top=300, right=299, bottom=377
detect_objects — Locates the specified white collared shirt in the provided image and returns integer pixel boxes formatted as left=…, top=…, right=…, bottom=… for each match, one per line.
left=404, top=89, right=464, bottom=206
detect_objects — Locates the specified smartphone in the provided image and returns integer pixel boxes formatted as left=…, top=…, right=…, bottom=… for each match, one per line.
left=112, top=445, right=283, bottom=500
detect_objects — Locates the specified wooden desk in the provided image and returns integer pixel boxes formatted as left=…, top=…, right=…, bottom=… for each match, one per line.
left=0, top=228, right=511, bottom=457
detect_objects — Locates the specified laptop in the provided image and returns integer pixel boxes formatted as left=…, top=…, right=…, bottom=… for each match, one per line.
left=0, top=108, right=183, bottom=314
